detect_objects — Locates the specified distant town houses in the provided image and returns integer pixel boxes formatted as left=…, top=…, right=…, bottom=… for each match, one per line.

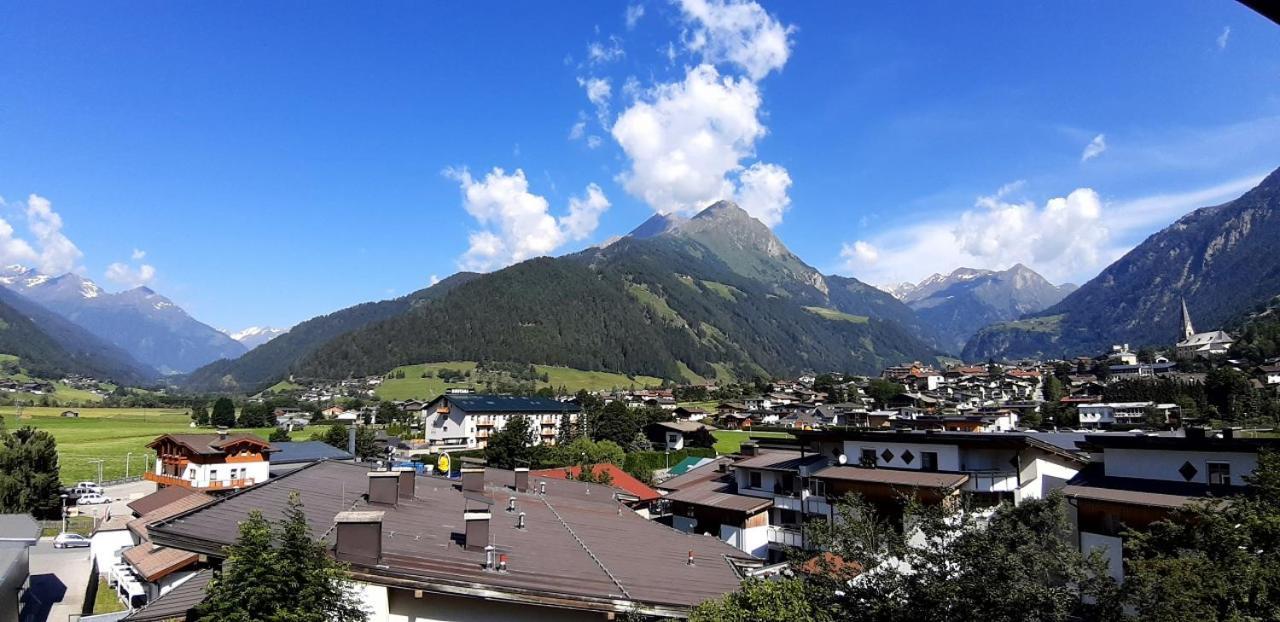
left=419, top=394, right=580, bottom=451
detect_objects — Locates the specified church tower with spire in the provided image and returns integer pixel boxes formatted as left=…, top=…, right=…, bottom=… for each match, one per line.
left=1180, top=298, right=1196, bottom=341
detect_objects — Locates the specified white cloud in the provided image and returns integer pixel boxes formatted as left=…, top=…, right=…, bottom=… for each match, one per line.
left=0, top=194, right=82, bottom=275
left=1217, top=26, right=1231, bottom=50
left=586, top=135, right=603, bottom=149
left=842, top=184, right=1109, bottom=286
left=446, top=167, right=611, bottom=272
left=562, top=183, right=612, bottom=240
left=105, top=261, right=157, bottom=288
left=611, top=64, right=775, bottom=217
left=735, top=162, right=791, bottom=226
left=1081, top=134, right=1107, bottom=162
left=587, top=36, right=625, bottom=65
left=569, top=120, right=587, bottom=140
left=429, top=274, right=441, bottom=286
left=625, top=4, right=645, bottom=29
left=677, top=0, right=795, bottom=80
left=839, top=240, right=879, bottom=265
left=131, top=248, right=146, bottom=261
left=578, top=76, right=612, bottom=125
left=605, top=0, right=795, bottom=226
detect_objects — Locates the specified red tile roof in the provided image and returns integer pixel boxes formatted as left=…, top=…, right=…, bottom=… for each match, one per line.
left=531, top=464, right=660, bottom=502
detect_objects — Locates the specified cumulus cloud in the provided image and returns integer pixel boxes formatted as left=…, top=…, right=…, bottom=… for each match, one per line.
left=1217, top=26, right=1230, bottom=50
left=568, top=120, right=587, bottom=140
left=578, top=76, right=612, bottom=124
left=105, top=261, right=157, bottom=288
left=131, top=248, right=146, bottom=260
left=1081, top=134, right=1107, bottom=162
left=841, top=184, right=1109, bottom=286
left=605, top=0, right=796, bottom=226
left=677, top=0, right=796, bottom=80
left=429, top=274, right=441, bottom=286
left=0, top=194, right=83, bottom=275
left=625, top=4, right=645, bottom=29
left=446, top=167, right=611, bottom=272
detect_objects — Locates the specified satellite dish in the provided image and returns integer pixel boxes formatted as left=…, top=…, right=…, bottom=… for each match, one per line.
left=837, top=453, right=848, bottom=465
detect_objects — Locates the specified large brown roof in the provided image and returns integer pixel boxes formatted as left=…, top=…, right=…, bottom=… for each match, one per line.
left=1061, top=484, right=1196, bottom=509
left=122, top=570, right=210, bottom=621
left=128, top=491, right=214, bottom=541
left=663, top=476, right=772, bottom=514
left=148, top=433, right=274, bottom=456
left=655, top=458, right=734, bottom=492
left=812, top=466, right=969, bottom=489
left=149, top=461, right=754, bottom=616
left=127, top=486, right=209, bottom=517
left=732, top=450, right=827, bottom=473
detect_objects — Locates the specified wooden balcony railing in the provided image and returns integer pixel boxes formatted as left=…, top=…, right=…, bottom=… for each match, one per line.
left=144, top=472, right=255, bottom=490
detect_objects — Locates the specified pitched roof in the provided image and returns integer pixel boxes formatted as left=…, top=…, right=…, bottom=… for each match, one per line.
left=148, top=461, right=753, bottom=615
left=664, top=457, right=720, bottom=479
left=662, top=469, right=773, bottom=514
left=531, top=464, right=660, bottom=502
left=432, top=394, right=582, bottom=413
left=128, top=486, right=202, bottom=516
left=647, top=421, right=716, bottom=434
left=122, top=570, right=211, bottom=621
left=147, top=433, right=274, bottom=456
left=122, top=543, right=199, bottom=582
left=733, top=450, right=827, bottom=473
left=128, top=491, right=214, bottom=541
left=269, top=440, right=355, bottom=465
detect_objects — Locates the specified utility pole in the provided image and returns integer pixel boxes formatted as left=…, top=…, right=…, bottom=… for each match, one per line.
left=125, top=452, right=132, bottom=479
left=88, top=459, right=105, bottom=484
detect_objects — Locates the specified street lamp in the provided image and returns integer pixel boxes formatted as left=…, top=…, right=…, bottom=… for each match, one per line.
left=125, top=452, right=132, bottom=479
left=60, top=493, right=68, bottom=534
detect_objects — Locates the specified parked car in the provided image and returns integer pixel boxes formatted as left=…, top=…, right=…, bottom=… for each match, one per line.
left=53, top=532, right=92, bottom=549
left=76, top=493, right=111, bottom=505
left=71, top=482, right=103, bottom=495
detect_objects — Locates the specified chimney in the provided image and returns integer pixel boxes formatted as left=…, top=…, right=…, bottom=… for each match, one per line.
left=464, top=510, right=491, bottom=551
left=514, top=467, right=529, bottom=493
left=367, top=471, right=400, bottom=505
left=462, top=467, right=485, bottom=493
left=740, top=441, right=759, bottom=457
left=395, top=467, right=416, bottom=499
left=334, top=511, right=383, bottom=565
left=217, top=427, right=228, bottom=441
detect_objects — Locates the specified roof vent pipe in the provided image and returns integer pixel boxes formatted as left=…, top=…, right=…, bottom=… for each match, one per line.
left=484, top=545, right=496, bottom=570
left=507, top=497, right=517, bottom=513
left=217, top=427, right=228, bottom=441
left=516, top=512, right=525, bottom=529
left=687, top=550, right=695, bottom=566
left=539, top=481, right=546, bottom=495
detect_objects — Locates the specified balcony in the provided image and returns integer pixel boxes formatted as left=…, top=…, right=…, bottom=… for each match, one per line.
left=766, top=526, right=805, bottom=548
left=963, top=470, right=1019, bottom=493
left=144, top=472, right=255, bottom=490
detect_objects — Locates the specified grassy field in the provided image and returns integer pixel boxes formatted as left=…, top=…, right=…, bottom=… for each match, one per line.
left=375, top=361, right=664, bottom=401
left=711, top=429, right=795, bottom=454
left=0, top=406, right=291, bottom=484
left=92, top=576, right=126, bottom=614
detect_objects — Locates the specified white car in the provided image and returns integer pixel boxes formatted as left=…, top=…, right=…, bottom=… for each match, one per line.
left=70, top=482, right=103, bottom=495
left=76, top=493, right=111, bottom=505
left=53, top=532, right=91, bottom=549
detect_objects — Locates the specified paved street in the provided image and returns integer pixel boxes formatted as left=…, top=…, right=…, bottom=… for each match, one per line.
left=20, top=538, right=93, bottom=622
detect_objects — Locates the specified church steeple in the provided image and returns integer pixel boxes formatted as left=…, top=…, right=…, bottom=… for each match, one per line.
left=1180, top=297, right=1196, bottom=341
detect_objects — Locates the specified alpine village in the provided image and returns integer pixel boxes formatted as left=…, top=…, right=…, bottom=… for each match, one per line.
left=3, top=2, right=1280, bottom=622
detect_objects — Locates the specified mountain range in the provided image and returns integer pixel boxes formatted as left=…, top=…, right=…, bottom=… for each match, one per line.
left=184, top=202, right=942, bottom=393
left=965, top=166, right=1280, bottom=361
left=885, top=265, right=1076, bottom=352
left=0, top=266, right=246, bottom=375
left=224, top=326, right=288, bottom=350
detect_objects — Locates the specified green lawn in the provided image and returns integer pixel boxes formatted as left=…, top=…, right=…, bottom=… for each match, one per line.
left=803, top=306, right=870, bottom=323
left=375, top=361, right=663, bottom=401
left=92, top=576, right=126, bottom=615
left=0, top=406, right=293, bottom=484
left=711, top=430, right=795, bottom=454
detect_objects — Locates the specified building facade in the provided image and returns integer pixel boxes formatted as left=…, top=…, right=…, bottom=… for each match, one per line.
left=421, top=395, right=580, bottom=450
left=144, top=432, right=274, bottom=491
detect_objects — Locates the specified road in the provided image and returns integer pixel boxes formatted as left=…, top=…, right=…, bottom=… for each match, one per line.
left=21, top=538, right=93, bottom=622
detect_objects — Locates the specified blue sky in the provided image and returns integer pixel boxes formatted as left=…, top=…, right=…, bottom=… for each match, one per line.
left=1, top=1, right=1277, bottom=331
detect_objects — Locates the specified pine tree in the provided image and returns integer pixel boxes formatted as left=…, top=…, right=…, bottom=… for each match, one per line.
left=211, top=397, right=237, bottom=428
left=0, top=426, right=62, bottom=519
left=195, top=511, right=281, bottom=622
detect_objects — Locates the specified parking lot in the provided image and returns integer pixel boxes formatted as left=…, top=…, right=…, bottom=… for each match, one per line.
left=69, top=480, right=156, bottom=522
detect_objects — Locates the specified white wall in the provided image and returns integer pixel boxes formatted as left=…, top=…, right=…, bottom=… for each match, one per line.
left=175, top=461, right=270, bottom=488
left=838, top=440, right=962, bottom=471
left=1104, top=448, right=1257, bottom=485
left=719, top=524, right=769, bottom=558
left=91, top=529, right=135, bottom=570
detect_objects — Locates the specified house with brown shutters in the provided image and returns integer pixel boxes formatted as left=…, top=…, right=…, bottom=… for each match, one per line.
left=144, top=430, right=276, bottom=492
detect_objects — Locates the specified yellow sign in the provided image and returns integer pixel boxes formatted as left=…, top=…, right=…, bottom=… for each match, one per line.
left=436, top=453, right=451, bottom=474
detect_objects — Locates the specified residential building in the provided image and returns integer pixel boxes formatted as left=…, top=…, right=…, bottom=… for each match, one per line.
left=1063, top=429, right=1280, bottom=582
left=644, top=421, right=714, bottom=451
left=115, top=488, right=216, bottom=609
left=1077, top=402, right=1179, bottom=429
left=144, top=431, right=276, bottom=491
left=147, top=460, right=760, bottom=619
left=420, top=395, right=580, bottom=450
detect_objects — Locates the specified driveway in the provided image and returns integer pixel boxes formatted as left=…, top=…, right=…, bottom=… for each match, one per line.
left=20, top=538, right=93, bottom=622
left=73, top=480, right=156, bottom=522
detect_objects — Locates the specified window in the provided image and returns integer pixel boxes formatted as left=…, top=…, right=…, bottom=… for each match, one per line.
left=860, top=448, right=877, bottom=466
left=1208, top=462, right=1231, bottom=486
left=921, top=452, right=938, bottom=472
left=807, top=479, right=826, bottom=497
left=210, top=469, right=219, bottom=481
left=749, top=471, right=762, bottom=489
